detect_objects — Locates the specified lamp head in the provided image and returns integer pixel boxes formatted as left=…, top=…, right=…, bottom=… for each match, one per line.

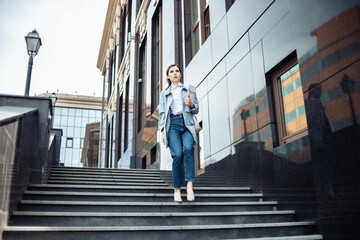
left=50, top=92, right=57, bottom=106
left=25, top=29, right=42, bottom=56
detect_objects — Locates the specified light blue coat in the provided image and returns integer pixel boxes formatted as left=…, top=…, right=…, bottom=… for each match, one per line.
left=159, top=84, right=199, bottom=148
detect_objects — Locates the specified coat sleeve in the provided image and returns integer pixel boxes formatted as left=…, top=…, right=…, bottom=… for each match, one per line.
left=159, top=91, right=166, bottom=131
left=190, top=93, right=199, bottom=115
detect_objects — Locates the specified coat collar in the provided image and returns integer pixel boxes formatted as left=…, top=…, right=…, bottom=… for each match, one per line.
left=165, top=83, right=188, bottom=96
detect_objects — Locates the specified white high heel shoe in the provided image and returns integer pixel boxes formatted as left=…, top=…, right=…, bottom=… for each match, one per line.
left=187, top=182, right=195, bottom=202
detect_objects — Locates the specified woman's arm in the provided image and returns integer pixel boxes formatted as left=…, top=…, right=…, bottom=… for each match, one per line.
left=159, top=91, right=166, bottom=145
left=159, top=91, right=166, bottom=131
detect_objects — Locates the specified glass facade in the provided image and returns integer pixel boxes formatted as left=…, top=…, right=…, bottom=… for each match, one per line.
left=53, top=107, right=102, bottom=167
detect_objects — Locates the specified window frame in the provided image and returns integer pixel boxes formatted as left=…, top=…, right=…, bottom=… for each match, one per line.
left=137, top=35, right=147, bottom=133
left=271, top=55, right=308, bottom=146
left=201, top=0, right=210, bottom=41
left=185, top=0, right=211, bottom=63
left=124, top=78, right=130, bottom=151
left=151, top=2, right=162, bottom=114
left=190, top=0, right=201, bottom=57
left=66, top=137, right=73, bottom=148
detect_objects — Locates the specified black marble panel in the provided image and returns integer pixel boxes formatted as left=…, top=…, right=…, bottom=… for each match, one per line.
left=208, top=77, right=231, bottom=155
left=251, top=41, right=271, bottom=130
left=225, top=33, right=250, bottom=73
left=226, top=53, right=257, bottom=143
left=210, top=15, right=229, bottom=65
left=227, top=0, right=273, bottom=48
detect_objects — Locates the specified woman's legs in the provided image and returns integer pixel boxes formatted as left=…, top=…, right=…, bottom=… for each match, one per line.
left=168, top=115, right=195, bottom=202
left=182, top=129, right=195, bottom=182
left=168, top=117, right=184, bottom=190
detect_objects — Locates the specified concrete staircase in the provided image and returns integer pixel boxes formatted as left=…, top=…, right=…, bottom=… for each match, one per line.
left=3, top=166, right=323, bottom=240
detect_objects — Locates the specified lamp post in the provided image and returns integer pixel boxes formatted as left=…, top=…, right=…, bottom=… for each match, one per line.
left=340, top=74, right=356, bottom=125
left=240, top=109, right=250, bottom=140
left=24, top=29, right=42, bottom=96
left=49, top=92, right=57, bottom=126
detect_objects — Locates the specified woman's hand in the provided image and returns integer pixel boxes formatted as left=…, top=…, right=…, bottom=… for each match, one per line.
left=184, top=94, right=194, bottom=108
left=161, top=130, right=165, bottom=145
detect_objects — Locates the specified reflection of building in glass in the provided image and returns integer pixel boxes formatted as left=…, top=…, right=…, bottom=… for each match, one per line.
left=81, top=122, right=100, bottom=167
left=278, top=64, right=307, bottom=135
left=300, top=5, right=360, bottom=132
left=38, top=93, right=104, bottom=167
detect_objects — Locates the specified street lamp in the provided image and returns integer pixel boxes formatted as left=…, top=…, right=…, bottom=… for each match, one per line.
left=240, top=109, right=250, bottom=139
left=340, top=74, right=356, bottom=125
left=24, top=29, right=42, bottom=96
left=49, top=92, right=57, bottom=107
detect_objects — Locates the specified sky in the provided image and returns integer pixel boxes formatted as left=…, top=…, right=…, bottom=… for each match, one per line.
left=0, top=0, right=109, bottom=97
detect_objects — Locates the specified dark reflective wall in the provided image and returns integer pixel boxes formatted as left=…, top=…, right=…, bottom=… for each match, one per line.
left=181, top=0, right=360, bottom=239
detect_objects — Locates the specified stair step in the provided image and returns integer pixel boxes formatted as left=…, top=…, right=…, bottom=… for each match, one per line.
left=11, top=210, right=295, bottom=226
left=6, top=167, right=321, bottom=239
left=18, top=200, right=278, bottom=212
left=50, top=172, right=160, bottom=178
left=23, top=191, right=263, bottom=202
left=47, top=180, right=168, bottom=186
left=224, top=235, right=323, bottom=240
left=2, top=221, right=317, bottom=240
left=27, top=184, right=251, bottom=194
left=48, top=176, right=164, bottom=183
left=51, top=167, right=159, bottom=174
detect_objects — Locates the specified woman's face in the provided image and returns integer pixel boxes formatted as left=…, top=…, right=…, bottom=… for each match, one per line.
left=167, top=66, right=181, bottom=85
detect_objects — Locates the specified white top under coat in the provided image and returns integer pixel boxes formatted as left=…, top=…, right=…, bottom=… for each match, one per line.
left=170, top=83, right=184, bottom=116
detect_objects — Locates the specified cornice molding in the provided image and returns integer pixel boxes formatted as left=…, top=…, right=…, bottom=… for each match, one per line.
left=134, top=0, right=151, bottom=41
left=97, top=0, right=117, bottom=72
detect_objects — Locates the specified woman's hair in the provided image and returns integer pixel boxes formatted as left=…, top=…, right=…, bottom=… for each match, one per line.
left=165, top=64, right=182, bottom=90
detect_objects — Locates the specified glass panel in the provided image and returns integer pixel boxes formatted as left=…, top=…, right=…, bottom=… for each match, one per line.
left=73, top=138, right=80, bottom=149
left=67, top=127, right=74, bottom=137
left=82, top=117, right=89, bottom=126
left=75, top=109, right=82, bottom=117
left=60, top=115, right=68, bottom=127
left=74, top=128, right=81, bottom=138
left=89, top=110, right=95, bottom=118
left=61, top=137, right=66, bottom=147
left=75, top=117, right=82, bottom=127
left=65, top=149, right=72, bottom=165
left=193, top=24, right=201, bottom=56
left=72, top=149, right=80, bottom=163
left=95, top=111, right=101, bottom=119
left=62, top=108, right=69, bottom=116
left=81, top=127, right=86, bottom=138
left=191, top=0, right=199, bottom=26
left=53, top=116, right=60, bottom=127
left=68, top=116, right=75, bottom=126
left=68, top=108, right=75, bottom=116
left=54, top=107, right=60, bottom=116
left=279, top=64, right=307, bottom=135
left=82, top=109, right=89, bottom=117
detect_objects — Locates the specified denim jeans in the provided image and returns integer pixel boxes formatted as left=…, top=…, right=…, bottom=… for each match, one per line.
left=167, top=114, right=195, bottom=189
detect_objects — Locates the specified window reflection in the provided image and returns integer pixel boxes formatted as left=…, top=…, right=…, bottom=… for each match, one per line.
left=279, top=64, right=307, bottom=135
